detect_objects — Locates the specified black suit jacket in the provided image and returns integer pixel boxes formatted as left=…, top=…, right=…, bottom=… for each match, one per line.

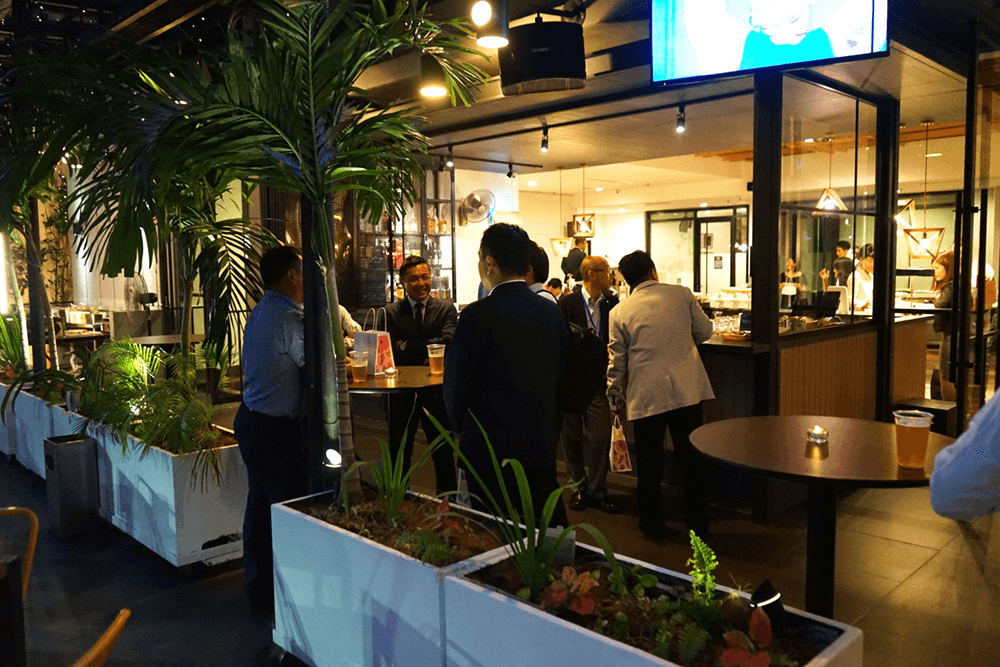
left=561, top=247, right=586, bottom=281
left=384, top=296, right=457, bottom=366
left=443, top=281, right=567, bottom=474
left=557, top=287, right=619, bottom=344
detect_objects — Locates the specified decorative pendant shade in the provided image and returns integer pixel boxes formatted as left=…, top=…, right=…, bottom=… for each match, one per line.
left=813, top=188, right=848, bottom=214
left=419, top=53, right=447, bottom=98
left=895, top=199, right=916, bottom=227
left=902, top=227, right=945, bottom=260
left=551, top=238, right=573, bottom=257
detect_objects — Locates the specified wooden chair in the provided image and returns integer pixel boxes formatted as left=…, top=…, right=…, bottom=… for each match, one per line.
left=0, top=507, right=39, bottom=601
left=68, top=608, right=131, bottom=667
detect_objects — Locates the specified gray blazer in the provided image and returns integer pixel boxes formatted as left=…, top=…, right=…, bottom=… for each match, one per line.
left=607, top=280, right=714, bottom=420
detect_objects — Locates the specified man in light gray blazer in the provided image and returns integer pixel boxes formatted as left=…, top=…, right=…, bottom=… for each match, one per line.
left=607, top=250, right=715, bottom=539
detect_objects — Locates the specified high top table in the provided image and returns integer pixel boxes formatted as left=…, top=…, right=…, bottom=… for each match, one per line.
left=345, top=365, right=442, bottom=395
left=690, top=415, right=955, bottom=619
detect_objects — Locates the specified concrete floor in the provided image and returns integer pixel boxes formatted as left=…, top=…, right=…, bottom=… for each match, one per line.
left=2, top=394, right=998, bottom=666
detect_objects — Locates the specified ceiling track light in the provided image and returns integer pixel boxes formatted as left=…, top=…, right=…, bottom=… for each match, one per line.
left=540, top=126, right=549, bottom=153
left=446, top=146, right=454, bottom=168
left=472, top=0, right=509, bottom=48
left=507, top=162, right=515, bottom=179
left=419, top=52, right=447, bottom=99
left=676, top=104, right=686, bottom=134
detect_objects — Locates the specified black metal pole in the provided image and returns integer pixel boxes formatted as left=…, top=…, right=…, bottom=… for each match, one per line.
left=975, top=189, right=988, bottom=394
left=874, top=95, right=900, bottom=422
left=956, top=19, right=980, bottom=433
left=751, top=71, right=782, bottom=415
left=26, top=200, right=47, bottom=371
left=300, top=196, right=326, bottom=494
left=950, top=191, right=962, bottom=385
left=805, top=481, right=837, bottom=619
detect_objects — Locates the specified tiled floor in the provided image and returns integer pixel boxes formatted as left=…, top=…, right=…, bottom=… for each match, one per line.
left=2, top=395, right=997, bottom=666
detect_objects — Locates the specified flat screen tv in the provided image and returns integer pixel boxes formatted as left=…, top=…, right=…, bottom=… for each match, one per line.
left=651, top=0, right=888, bottom=84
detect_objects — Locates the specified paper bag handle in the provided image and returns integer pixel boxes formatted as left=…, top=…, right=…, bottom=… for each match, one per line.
left=362, top=307, right=388, bottom=331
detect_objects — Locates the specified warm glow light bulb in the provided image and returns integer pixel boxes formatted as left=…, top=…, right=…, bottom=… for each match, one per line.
left=476, top=35, right=509, bottom=48
left=471, top=1, right=492, bottom=26
left=420, top=84, right=447, bottom=98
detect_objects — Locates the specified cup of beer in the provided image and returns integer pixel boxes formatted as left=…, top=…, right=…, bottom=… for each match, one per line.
left=349, top=350, right=369, bottom=383
left=427, top=344, right=445, bottom=375
left=891, top=410, right=933, bottom=468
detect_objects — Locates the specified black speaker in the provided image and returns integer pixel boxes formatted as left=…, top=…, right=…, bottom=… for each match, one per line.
left=499, top=20, right=586, bottom=96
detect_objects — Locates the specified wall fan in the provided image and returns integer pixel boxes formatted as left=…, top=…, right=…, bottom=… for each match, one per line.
left=459, top=189, right=496, bottom=226
left=123, top=275, right=158, bottom=337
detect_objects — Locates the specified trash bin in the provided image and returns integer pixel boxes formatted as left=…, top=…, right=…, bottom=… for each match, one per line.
left=44, top=434, right=101, bottom=539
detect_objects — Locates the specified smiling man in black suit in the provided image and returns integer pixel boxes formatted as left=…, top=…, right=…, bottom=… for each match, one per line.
left=444, top=224, right=569, bottom=527
left=384, top=255, right=457, bottom=495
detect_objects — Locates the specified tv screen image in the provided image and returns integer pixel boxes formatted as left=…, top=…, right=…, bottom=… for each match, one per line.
left=651, top=0, right=888, bottom=84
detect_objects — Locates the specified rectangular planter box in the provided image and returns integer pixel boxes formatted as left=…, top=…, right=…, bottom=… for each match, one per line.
left=444, top=543, right=862, bottom=667
left=272, top=490, right=512, bottom=667
left=92, top=427, right=249, bottom=567
left=8, top=389, right=76, bottom=479
left=0, top=383, right=15, bottom=458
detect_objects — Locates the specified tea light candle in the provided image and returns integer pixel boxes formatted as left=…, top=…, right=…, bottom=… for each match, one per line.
left=807, top=425, right=828, bottom=445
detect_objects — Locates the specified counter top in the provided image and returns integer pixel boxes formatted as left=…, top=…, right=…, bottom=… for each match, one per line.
left=699, top=335, right=769, bottom=354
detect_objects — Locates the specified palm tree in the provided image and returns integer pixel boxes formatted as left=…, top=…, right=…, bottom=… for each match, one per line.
left=0, top=0, right=486, bottom=501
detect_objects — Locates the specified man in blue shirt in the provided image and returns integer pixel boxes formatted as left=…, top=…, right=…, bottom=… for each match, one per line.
left=931, top=391, right=1000, bottom=521
left=233, top=245, right=309, bottom=622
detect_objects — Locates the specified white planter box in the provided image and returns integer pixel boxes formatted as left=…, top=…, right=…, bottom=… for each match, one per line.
left=0, top=383, right=15, bottom=458
left=445, top=544, right=862, bottom=667
left=9, top=390, right=76, bottom=479
left=92, top=428, right=249, bottom=567
left=272, top=490, right=512, bottom=667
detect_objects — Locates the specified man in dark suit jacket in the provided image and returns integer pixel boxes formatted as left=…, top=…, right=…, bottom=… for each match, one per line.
left=558, top=255, right=619, bottom=514
left=384, top=255, right=457, bottom=494
left=560, top=237, right=587, bottom=282
left=444, top=224, right=569, bottom=527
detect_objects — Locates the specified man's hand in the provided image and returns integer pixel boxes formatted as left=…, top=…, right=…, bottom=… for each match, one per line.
left=611, top=402, right=627, bottom=423
left=396, top=340, right=407, bottom=351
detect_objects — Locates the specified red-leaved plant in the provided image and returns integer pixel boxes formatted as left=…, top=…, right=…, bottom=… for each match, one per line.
left=540, top=567, right=600, bottom=615
left=425, top=498, right=463, bottom=534
left=720, top=607, right=774, bottom=667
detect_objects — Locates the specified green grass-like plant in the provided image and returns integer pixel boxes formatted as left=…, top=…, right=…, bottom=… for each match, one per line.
left=687, top=529, right=719, bottom=605
left=423, top=409, right=621, bottom=600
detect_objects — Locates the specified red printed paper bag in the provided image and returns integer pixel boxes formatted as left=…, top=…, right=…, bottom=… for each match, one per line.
left=355, top=308, right=396, bottom=376
left=609, top=415, right=632, bottom=472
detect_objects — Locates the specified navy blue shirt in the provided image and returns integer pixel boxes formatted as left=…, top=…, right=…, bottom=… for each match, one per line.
left=241, top=291, right=305, bottom=418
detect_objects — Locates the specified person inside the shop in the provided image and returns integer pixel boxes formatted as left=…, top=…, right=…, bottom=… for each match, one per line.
left=528, top=241, right=558, bottom=305
left=545, top=277, right=563, bottom=298
left=561, top=236, right=587, bottom=284
left=233, top=245, right=309, bottom=624
left=384, top=255, right=458, bottom=495
left=780, top=256, right=808, bottom=305
left=818, top=240, right=854, bottom=289
left=444, top=223, right=569, bottom=527
left=845, top=248, right=875, bottom=314
left=607, top=250, right=714, bottom=539
left=931, top=250, right=956, bottom=402
left=558, top=255, right=619, bottom=514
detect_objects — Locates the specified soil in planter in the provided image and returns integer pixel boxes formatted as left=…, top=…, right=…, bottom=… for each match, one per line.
left=469, top=555, right=833, bottom=667
left=289, top=493, right=505, bottom=568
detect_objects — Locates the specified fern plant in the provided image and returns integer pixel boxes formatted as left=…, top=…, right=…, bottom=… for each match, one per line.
left=687, top=529, right=719, bottom=605
left=0, top=315, right=25, bottom=380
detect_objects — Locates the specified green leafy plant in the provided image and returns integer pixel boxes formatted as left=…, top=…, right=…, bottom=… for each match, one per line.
left=424, top=410, right=621, bottom=600
left=396, top=529, right=453, bottom=566
left=687, top=529, right=719, bottom=605
left=0, top=315, right=26, bottom=381
left=608, top=563, right=659, bottom=598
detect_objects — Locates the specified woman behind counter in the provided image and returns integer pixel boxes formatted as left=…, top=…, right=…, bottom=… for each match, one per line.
left=932, top=250, right=956, bottom=402
left=780, top=256, right=807, bottom=305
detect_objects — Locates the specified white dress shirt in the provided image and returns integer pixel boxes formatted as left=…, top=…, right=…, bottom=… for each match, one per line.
left=930, top=391, right=1000, bottom=521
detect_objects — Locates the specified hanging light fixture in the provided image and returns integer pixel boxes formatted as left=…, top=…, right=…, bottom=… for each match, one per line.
left=572, top=164, right=595, bottom=236
left=507, top=162, right=515, bottom=179
left=471, top=0, right=508, bottom=48
left=540, top=126, right=549, bottom=153
left=812, top=136, right=848, bottom=215
left=676, top=104, right=686, bottom=134
left=902, top=121, right=944, bottom=259
left=446, top=146, right=454, bottom=169
left=419, top=52, right=447, bottom=98
left=552, top=167, right=572, bottom=256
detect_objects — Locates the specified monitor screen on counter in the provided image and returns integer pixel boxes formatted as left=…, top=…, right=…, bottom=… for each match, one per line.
left=651, top=0, right=888, bottom=84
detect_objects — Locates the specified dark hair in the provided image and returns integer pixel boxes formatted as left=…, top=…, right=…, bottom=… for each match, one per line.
left=528, top=241, right=549, bottom=283
left=399, top=255, right=429, bottom=282
left=931, top=250, right=954, bottom=291
left=260, top=245, right=301, bottom=290
left=480, top=223, right=530, bottom=276
left=835, top=240, right=851, bottom=252
left=617, top=250, right=657, bottom=289
left=546, top=277, right=562, bottom=289
left=575, top=237, right=587, bottom=247
left=862, top=243, right=875, bottom=259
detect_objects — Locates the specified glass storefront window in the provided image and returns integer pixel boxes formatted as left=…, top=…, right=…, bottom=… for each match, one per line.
left=780, top=76, right=878, bottom=331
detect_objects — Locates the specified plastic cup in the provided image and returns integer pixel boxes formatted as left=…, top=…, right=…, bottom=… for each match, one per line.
left=349, top=350, right=369, bottom=383
left=892, top=410, right=933, bottom=468
left=427, top=344, right=445, bottom=375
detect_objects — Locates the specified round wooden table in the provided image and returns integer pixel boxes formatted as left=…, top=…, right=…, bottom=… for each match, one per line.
left=690, top=415, right=954, bottom=619
left=346, top=365, right=442, bottom=395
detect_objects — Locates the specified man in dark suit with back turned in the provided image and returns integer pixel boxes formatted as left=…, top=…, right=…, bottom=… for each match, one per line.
left=558, top=255, right=619, bottom=513
left=384, top=255, right=457, bottom=495
left=561, top=237, right=587, bottom=282
left=444, top=224, right=569, bottom=527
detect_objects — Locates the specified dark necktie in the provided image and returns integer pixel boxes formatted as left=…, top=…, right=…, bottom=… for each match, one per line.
left=413, top=303, right=423, bottom=330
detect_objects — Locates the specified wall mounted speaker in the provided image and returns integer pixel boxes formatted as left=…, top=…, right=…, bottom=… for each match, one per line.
left=499, top=20, right=586, bottom=96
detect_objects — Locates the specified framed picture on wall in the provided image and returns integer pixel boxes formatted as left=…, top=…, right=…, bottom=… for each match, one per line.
left=572, top=213, right=595, bottom=237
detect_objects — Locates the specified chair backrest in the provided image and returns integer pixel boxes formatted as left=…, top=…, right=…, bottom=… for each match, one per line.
left=69, top=608, right=131, bottom=667
left=825, top=286, right=849, bottom=314
left=0, top=507, right=39, bottom=601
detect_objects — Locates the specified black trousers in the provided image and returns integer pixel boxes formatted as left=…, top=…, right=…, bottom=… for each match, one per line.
left=632, top=403, right=709, bottom=533
left=465, top=463, right=570, bottom=530
left=233, top=403, right=309, bottom=612
left=386, top=389, right=457, bottom=494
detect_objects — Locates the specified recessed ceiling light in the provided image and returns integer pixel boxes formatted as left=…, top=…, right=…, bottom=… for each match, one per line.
left=595, top=187, right=603, bottom=192
left=700, top=202, right=708, bottom=207
left=618, top=208, right=626, bottom=213
left=804, top=138, right=814, bottom=143
left=925, top=153, right=943, bottom=158
left=528, top=180, right=537, bottom=186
